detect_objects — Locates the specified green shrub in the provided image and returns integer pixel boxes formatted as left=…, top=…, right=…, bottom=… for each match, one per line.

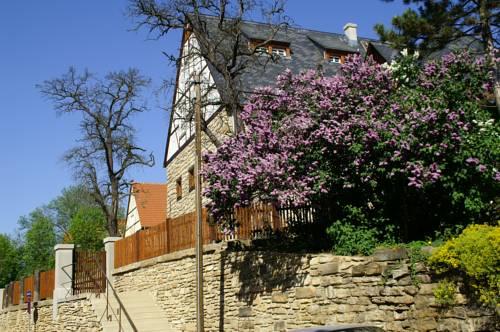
left=327, top=221, right=379, bottom=256
left=433, top=279, right=457, bottom=306
left=327, top=205, right=396, bottom=256
left=428, top=224, right=500, bottom=307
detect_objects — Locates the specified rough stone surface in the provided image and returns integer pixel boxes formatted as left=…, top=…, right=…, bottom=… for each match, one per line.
left=111, top=243, right=498, bottom=332
left=0, top=296, right=102, bottom=332
left=166, top=111, right=233, bottom=218
left=373, top=247, right=408, bottom=261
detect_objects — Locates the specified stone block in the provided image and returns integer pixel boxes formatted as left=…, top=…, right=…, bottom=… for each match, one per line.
left=372, top=295, right=414, bottom=305
left=352, top=263, right=382, bottom=277
left=239, top=320, right=254, bottom=330
left=274, top=321, right=286, bottom=331
left=318, top=262, right=339, bottom=276
left=391, top=265, right=409, bottom=279
left=296, top=287, right=316, bottom=299
left=239, top=306, right=252, bottom=317
left=307, top=304, right=320, bottom=315
left=418, top=318, right=438, bottom=331
left=271, top=292, right=288, bottom=303
left=363, top=309, right=387, bottom=321
left=373, top=248, right=408, bottom=261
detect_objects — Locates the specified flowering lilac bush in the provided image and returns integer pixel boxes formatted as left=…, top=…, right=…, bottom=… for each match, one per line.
left=203, top=51, right=499, bottom=243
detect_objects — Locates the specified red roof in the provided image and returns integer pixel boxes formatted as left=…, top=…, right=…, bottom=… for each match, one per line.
left=130, top=183, right=167, bottom=228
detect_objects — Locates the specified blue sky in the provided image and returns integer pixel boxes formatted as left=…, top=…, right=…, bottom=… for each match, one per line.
left=0, top=0, right=408, bottom=235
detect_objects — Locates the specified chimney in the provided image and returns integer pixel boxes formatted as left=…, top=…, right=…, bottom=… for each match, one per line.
left=343, top=23, right=358, bottom=46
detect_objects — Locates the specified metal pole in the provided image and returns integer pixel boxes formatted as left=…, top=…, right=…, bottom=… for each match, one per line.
left=194, top=72, right=205, bottom=331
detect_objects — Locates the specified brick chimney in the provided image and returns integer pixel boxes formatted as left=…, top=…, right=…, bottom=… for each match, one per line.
left=343, top=23, right=358, bottom=46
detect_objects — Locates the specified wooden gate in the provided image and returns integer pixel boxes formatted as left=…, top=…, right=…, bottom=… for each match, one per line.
left=73, top=250, right=106, bottom=295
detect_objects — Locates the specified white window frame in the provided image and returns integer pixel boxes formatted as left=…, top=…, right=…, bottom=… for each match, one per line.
left=272, top=47, right=287, bottom=57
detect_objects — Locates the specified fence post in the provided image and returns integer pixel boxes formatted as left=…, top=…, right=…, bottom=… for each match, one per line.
left=0, top=288, right=4, bottom=310
left=19, top=278, right=24, bottom=304
left=52, top=244, right=74, bottom=319
left=33, top=270, right=40, bottom=303
left=103, top=237, right=121, bottom=286
left=166, top=219, right=171, bottom=253
left=7, top=282, right=12, bottom=307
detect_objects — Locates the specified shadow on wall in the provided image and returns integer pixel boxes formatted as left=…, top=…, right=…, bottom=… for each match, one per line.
left=223, top=243, right=310, bottom=305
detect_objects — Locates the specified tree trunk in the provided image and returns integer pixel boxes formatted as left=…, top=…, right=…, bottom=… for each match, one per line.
left=109, top=178, right=119, bottom=236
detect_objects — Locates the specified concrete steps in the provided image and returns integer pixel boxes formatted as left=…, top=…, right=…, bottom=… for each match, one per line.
left=90, top=290, right=175, bottom=332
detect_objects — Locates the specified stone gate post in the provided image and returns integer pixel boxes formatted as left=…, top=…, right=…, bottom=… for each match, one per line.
left=103, top=237, right=122, bottom=287
left=0, top=288, right=4, bottom=310
left=52, top=244, right=74, bottom=319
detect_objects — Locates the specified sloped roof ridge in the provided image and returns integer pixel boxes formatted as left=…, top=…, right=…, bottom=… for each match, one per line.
left=197, top=13, right=378, bottom=42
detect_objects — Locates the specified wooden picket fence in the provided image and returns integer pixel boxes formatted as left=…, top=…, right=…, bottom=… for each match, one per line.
left=114, top=203, right=312, bottom=269
left=2, top=268, right=55, bottom=308
left=73, top=250, right=106, bottom=295
left=39, top=269, right=55, bottom=300
left=12, top=281, right=20, bottom=305
left=115, top=209, right=215, bottom=268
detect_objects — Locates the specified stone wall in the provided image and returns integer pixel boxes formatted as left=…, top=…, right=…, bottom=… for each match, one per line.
left=0, top=295, right=102, bottom=332
left=166, top=110, right=234, bottom=218
left=113, top=243, right=497, bottom=332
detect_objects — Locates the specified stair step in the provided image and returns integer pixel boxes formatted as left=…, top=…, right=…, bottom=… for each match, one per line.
left=90, top=290, right=175, bottom=332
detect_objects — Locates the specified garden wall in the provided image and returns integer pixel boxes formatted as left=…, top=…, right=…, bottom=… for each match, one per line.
left=0, top=295, right=102, bottom=332
left=114, top=243, right=498, bottom=332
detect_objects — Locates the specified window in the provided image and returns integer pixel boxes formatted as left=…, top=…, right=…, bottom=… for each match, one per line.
left=188, top=166, right=195, bottom=192
left=250, top=40, right=290, bottom=58
left=325, top=50, right=353, bottom=64
left=272, top=47, right=287, bottom=57
left=176, top=177, right=182, bottom=200
left=329, top=55, right=341, bottom=64
left=255, top=46, right=268, bottom=54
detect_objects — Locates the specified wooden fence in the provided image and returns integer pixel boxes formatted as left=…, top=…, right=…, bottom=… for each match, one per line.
left=115, top=209, right=215, bottom=268
left=73, top=250, right=106, bottom=295
left=2, top=269, right=55, bottom=308
left=23, top=276, right=34, bottom=303
left=12, top=281, right=20, bottom=305
left=115, top=203, right=311, bottom=269
left=39, top=269, right=55, bottom=300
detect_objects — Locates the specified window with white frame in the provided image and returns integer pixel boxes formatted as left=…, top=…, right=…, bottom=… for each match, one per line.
left=272, top=47, right=287, bottom=57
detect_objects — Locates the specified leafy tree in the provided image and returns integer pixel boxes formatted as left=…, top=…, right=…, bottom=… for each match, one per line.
left=19, top=209, right=56, bottom=276
left=66, top=207, right=107, bottom=251
left=0, top=234, right=20, bottom=286
left=39, top=69, right=154, bottom=236
left=46, top=185, right=101, bottom=237
left=203, top=51, right=499, bottom=244
left=375, top=0, right=499, bottom=109
left=375, top=0, right=498, bottom=54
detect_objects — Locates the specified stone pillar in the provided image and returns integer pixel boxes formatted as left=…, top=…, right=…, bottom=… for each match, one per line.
left=0, top=288, right=4, bottom=310
left=33, top=270, right=40, bottom=302
left=52, top=244, right=74, bottom=319
left=103, top=237, right=122, bottom=287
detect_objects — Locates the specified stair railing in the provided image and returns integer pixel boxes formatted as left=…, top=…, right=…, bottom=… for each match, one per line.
left=86, top=255, right=138, bottom=332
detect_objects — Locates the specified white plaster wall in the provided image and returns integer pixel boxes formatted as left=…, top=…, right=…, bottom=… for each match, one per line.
left=125, top=195, right=141, bottom=237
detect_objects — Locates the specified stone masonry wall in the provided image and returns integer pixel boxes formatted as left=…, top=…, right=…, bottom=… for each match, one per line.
left=166, top=110, right=234, bottom=218
left=0, top=295, right=102, bottom=332
left=113, top=243, right=498, bottom=332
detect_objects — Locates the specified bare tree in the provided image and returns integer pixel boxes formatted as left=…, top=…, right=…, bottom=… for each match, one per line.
left=39, top=68, right=154, bottom=236
left=129, top=0, right=289, bottom=143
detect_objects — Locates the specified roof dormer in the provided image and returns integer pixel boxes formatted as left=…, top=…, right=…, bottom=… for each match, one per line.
left=250, top=39, right=291, bottom=58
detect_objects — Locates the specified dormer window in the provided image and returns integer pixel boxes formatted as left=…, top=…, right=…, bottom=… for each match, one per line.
left=250, top=39, right=291, bottom=58
left=324, top=50, right=352, bottom=64
left=272, top=47, right=287, bottom=57
left=255, top=46, right=268, bottom=54
left=329, top=55, right=341, bottom=64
